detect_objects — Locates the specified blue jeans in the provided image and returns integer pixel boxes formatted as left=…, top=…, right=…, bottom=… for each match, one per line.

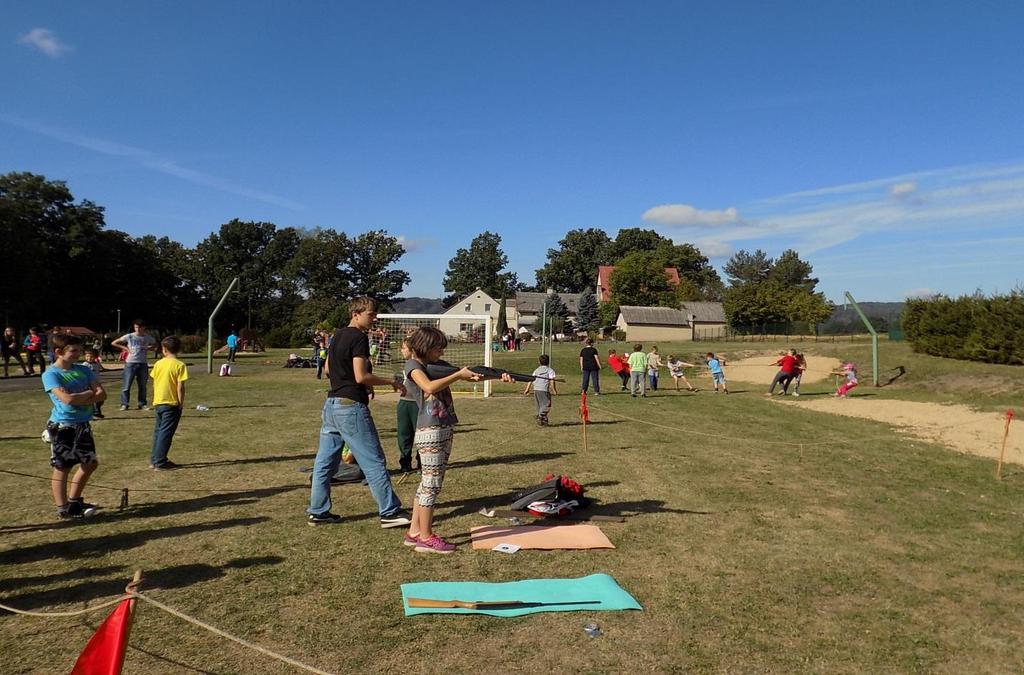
left=151, top=405, right=182, bottom=466
left=581, top=369, right=601, bottom=394
left=121, top=362, right=149, bottom=406
left=308, top=399, right=402, bottom=517
left=648, top=370, right=659, bottom=390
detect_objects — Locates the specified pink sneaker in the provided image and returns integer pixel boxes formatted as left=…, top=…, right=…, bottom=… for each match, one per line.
left=403, top=533, right=420, bottom=547
left=414, top=534, right=456, bottom=554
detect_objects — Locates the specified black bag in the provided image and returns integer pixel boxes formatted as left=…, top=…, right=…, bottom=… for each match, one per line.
left=510, top=478, right=588, bottom=511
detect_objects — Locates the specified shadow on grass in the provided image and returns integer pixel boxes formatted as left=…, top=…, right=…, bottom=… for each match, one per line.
left=587, top=498, right=713, bottom=518
left=178, top=455, right=313, bottom=469
left=447, top=450, right=574, bottom=470
left=0, top=556, right=284, bottom=613
left=0, top=516, right=269, bottom=566
left=123, top=485, right=304, bottom=518
left=882, top=365, right=907, bottom=387
left=0, top=565, right=126, bottom=593
left=0, top=435, right=37, bottom=441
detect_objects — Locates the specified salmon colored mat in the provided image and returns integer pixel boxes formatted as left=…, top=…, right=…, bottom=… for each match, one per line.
left=470, top=524, right=615, bottom=550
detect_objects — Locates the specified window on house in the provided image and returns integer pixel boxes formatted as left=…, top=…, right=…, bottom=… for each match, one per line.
left=484, top=303, right=491, bottom=312
left=464, top=303, right=472, bottom=312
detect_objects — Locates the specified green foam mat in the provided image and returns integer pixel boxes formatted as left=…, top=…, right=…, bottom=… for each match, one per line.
left=401, top=573, right=642, bottom=617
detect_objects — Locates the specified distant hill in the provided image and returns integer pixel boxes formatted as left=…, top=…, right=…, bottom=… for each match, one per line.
left=822, top=301, right=904, bottom=333
left=392, top=297, right=445, bottom=314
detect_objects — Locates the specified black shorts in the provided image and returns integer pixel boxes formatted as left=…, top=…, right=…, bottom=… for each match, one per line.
left=48, top=422, right=98, bottom=470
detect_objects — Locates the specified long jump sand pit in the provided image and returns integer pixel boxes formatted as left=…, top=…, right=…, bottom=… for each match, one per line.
left=789, top=397, right=1023, bottom=465
left=726, top=354, right=843, bottom=385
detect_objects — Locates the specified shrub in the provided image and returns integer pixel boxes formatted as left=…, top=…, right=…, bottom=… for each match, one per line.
left=903, top=292, right=1024, bottom=364
left=264, top=326, right=293, bottom=348
left=179, top=333, right=220, bottom=354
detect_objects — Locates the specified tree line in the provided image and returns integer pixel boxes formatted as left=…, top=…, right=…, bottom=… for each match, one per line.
left=2, top=171, right=833, bottom=344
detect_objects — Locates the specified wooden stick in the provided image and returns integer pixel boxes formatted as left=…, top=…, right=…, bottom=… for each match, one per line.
left=406, top=597, right=602, bottom=609
left=996, top=410, right=1013, bottom=479
left=582, top=413, right=588, bottom=452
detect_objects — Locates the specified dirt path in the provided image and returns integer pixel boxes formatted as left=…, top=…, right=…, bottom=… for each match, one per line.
left=788, top=397, right=1023, bottom=466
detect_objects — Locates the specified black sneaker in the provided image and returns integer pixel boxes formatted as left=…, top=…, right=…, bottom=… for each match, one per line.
left=399, top=457, right=413, bottom=473
left=380, top=510, right=412, bottom=529
left=60, top=500, right=98, bottom=519
left=152, top=460, right=180, bottom=471
left=307, top=512, right=342, bottom=526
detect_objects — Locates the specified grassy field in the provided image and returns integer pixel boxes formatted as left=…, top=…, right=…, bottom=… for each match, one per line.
left=1, top=341, right=1023, bottom=673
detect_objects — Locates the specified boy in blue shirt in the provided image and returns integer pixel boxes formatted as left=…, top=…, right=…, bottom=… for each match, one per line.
left=41, top=335, right=107, bottom=519
left=705, top=352, right=729, bottom=394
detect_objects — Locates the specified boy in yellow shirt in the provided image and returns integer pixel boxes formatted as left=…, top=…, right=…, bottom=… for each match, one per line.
left=150, top=336, right=188, bottom=470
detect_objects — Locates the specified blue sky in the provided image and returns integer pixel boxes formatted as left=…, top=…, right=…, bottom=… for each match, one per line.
left=4, top=2, right=1023, bottom=301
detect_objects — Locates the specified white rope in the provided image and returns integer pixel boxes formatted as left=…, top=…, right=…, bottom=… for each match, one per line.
left=0, top=595, right=128, bottom=617
left=129, top=592, right=335, bottom=675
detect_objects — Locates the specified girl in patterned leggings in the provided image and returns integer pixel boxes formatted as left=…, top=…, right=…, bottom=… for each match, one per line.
left=402, top=327, right=510, bottom=553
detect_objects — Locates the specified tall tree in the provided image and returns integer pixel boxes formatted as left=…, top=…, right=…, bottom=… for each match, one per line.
left=723, top=249, right=831, bottom=330
left=496, top=296, right=508, bottom=337
left=576, top=287, right=599, bottom=331
left=609, top=228, right=670, bottom=260
left=723, top=249, right=773, bottom=286
left=193, top=219, right=301, bottom=329
left=768, top=249, right=818, bottom=291
left=442, top=231, right=519, bottom=306
left=534, top=228, right=613, bottom=293
left=0, top=172, right=106, bottom=325
left=609, top=251, right=687, bottom=308
left=343, top=230, right=410, bottom=309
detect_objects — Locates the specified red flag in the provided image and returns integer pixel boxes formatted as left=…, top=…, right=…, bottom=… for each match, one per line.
left=580, top=392, right=589, bottom=423
left=71, top=598, right=133, bottom=675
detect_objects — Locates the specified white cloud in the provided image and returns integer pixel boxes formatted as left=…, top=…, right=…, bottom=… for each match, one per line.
left=396, top=235, right=434, bottom=252
left=0, top=115, right=304, bottom=210
left=903, top=288, right=938, bottom=299
left=17, top=28, right=71, bottom=58
left=642, top=204, right=739, bottom=227
left=889, top=181, right=917, bottom=198
left=694, top=240, right=734, bottom=258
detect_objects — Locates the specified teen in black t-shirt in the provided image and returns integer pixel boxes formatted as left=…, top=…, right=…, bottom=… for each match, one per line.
left=307, top=297, right=410, bottom=529
left=579, top=338, right=602, bottom=395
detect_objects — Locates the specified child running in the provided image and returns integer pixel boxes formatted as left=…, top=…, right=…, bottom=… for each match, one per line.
left=833, top=362, right=858, bottom=398
left=403, top=326, right=511, bottom=553
left=706, top=352, right=729, bottom=394
left=524, top=354, right=558, bottom=425
left=83, top=348, right=107, bottom=418
left=666, top=355, right=697, bottom=392
left=41, top=335, right=107, bottom=519
left=149, top=336, right=189, bottom=470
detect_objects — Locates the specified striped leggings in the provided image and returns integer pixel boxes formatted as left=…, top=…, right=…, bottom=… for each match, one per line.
left=414, top=426, right=454, bottom=507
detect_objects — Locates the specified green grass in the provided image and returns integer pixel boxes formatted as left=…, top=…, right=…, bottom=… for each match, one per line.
left=1, top=344, right=1023, bottom=673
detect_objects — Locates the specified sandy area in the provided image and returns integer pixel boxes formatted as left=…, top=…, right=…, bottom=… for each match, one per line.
left=788, top=398, right=1023, bottom=465
left=725, top=354, right=843, bottom=384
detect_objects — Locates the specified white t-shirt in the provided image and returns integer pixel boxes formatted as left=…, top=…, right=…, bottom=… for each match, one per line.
left=120, top=333, right=156, bottom=364
left=531, top=366, right=556, bottom=392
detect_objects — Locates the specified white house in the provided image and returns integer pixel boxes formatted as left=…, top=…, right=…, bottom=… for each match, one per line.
left=438, top=289, right=502, bottom=337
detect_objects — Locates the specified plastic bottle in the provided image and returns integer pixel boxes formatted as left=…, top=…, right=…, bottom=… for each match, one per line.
left=195, top=404, right=209, bottom=412
left=583, top=623, right=602, bottom=637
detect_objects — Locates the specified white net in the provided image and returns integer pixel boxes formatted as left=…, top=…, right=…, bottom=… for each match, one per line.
left=374, top=314, right=493, bottom=396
